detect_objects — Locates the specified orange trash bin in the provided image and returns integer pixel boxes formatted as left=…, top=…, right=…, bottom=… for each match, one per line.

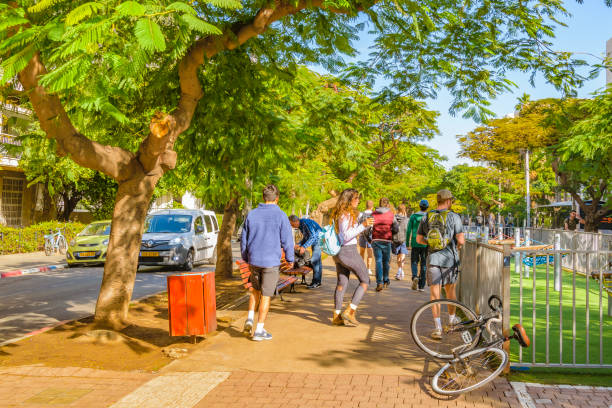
left=167, top=272, right=216, bottom=337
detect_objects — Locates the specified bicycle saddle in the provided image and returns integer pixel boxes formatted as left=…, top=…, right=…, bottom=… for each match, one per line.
left=512, top=324, right=530, bottom=348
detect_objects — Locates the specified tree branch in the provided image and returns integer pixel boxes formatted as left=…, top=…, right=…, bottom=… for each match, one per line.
left=18, top=53, right=137, bottom=182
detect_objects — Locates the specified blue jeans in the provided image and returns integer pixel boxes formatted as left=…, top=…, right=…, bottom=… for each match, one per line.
left=310, top=242, right=323, bottom=284
left=411, top=246, right=427, bottom=290
left=372, top=241, right=391, bottom=285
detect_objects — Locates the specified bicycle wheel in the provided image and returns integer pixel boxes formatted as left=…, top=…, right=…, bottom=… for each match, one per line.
left=432, top=347, right=508, bottom=395
left=411, top=299, right=480, bottom=359
left=44, top=240, right=52, bottom=256
left=57, top=235, right=67, bottom=255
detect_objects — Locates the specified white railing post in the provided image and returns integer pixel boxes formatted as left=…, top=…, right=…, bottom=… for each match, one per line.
left=554, top=233, right=561, bottom=292
left=482, top=227, right=489, bottom=244
left=523, top=229, right=531, bottom=278
left=515, top=228, right=521, bottom=275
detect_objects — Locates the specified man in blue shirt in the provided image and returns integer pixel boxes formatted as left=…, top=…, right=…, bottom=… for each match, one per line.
left=289, top=215, right=323, bottom=289
left=241, top=184, right=294, bottom=341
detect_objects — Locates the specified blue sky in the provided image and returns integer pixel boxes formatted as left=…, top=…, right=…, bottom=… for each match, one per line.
left=312, top=1, right=612, bottom=168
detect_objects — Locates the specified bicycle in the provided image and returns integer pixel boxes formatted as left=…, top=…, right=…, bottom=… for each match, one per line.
left=410, top=295, right=530, bottom=396
left=44, top=228, right=67, bottom=256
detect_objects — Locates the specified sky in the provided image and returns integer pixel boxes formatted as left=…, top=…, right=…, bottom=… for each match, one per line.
left=312, top=1, right=612, bottom=169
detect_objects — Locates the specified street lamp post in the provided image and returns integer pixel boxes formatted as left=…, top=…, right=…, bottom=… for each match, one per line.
left=524, top=149, right=531, bottom=229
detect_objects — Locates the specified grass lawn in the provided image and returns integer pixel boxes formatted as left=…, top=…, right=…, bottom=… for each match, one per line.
left=508, top=259, right=612, bottom=367
left=507, top=367, right=612, bottom=387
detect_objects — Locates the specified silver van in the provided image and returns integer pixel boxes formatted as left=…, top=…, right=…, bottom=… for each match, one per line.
left=138, top=209, right=219, bottom=270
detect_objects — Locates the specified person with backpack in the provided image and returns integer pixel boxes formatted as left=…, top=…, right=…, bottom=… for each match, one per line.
left=372, top=197, right=399, bottom=292
left=407, top=199, right=429, bottom=291
left=241, top=184, right=295, bottom=341
left=393, top=204, right=409, bottom=281
left=329, top=188, right=374, bottom=326
left=416, top=189, right=465, bottom=340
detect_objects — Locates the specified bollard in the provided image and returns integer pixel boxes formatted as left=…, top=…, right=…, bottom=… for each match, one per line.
left=497, top=223, right=503, bottom=240
left=554, top=233, right=561, bottom=292
left=514, top=228, right=521, bottom=275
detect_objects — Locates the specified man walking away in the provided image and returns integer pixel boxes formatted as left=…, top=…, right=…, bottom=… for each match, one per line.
left=393, top=204, right=409, bottom=280
left=416, top=189, right=465, bottom=340
left=408, top=199, right=429, bottom=291
left=289, top=215, right=323, bottom=288
left=372, top=197, right=399, bottom=291
left=241, top=184, right=295, bottom=341
left=358, top=200, right=375, bottom=275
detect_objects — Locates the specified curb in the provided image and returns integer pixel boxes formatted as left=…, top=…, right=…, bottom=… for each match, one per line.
left=0, top=263, right=67, bottom=279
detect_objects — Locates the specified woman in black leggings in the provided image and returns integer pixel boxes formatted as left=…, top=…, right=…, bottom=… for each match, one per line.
left=330, top=189, right=373, bottom=326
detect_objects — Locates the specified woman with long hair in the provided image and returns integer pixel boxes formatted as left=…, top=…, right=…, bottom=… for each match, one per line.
left=329, top=188, right=374, bottom=326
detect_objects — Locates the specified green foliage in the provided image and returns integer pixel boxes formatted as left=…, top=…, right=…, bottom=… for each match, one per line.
left=0, top=221, right=85, bottom=255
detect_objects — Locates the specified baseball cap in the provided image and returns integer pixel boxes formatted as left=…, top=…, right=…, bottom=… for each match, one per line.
left=437, top=189, right=454, bottom=203
left=419, top=199, right=429, bottom=208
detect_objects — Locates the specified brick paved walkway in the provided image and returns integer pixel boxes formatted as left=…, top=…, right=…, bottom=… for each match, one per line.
left=2, top=259, right=611, bottom=407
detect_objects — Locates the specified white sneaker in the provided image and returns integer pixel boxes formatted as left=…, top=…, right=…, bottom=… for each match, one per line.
left=449, top=315, right=461, bottom=325
left=252, top=329, right=273, bottom=341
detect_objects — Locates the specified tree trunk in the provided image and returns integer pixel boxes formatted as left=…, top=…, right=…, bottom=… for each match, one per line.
left=93, top=171, right=160, bottom=329
left=216, top=195, right=240, bottom=278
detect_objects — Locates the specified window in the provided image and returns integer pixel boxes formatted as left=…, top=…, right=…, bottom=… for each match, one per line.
left=2, top=177, right=24, bottom=227
left=211, top=215, right=219, bottom=232
left=204, top=215, right=213, bottom=233
left=144, top=215, right=192, bottom=233
left=194, top=216, right=204, bottom=234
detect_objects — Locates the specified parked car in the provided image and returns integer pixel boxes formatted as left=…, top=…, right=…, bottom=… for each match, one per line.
left=66, top=220, right=111, bottom=267
left=138, top=209, right=219, bottom=271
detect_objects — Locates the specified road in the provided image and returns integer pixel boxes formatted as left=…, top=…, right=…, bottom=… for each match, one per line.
left=0, top=263, right=215, bottom=345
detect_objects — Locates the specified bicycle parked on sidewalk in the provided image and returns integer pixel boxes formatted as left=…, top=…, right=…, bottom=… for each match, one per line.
left=410, top=295, right=530, bottom=395
left=44, top=228, right=67, bottom=256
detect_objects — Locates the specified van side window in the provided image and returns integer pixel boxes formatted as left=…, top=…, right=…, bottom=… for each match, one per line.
left=195, top=216, right=204, bottom=234
left=204, top=215, right=213, bottom=233
left=211, top=215, right=219, bottom=232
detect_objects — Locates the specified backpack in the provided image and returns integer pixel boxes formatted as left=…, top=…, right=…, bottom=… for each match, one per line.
left=392, top=215, right=408, bottom=245
left=426, top=210, right=450, bottom=252
left=319, top=222, right=341, bottom=256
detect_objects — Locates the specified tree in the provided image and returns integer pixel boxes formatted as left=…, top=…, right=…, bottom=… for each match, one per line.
left=2, top=0, right=600, bottom=329
left=555, top=88, right=612, bottom=231
left=458, top=96, right=609, bottom=231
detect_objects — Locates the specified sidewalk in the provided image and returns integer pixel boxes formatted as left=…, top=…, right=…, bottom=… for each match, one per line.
left=1, top=258, right=611, bottom=407
left=0, top=251, right=65, bottom=272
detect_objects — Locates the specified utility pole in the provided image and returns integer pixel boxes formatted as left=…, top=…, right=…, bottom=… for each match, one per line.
left=525, top=149, right=531, bottom=228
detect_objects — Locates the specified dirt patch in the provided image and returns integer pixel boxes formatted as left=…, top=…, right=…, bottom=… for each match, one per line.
left=0, top=275, right=246, bottom=372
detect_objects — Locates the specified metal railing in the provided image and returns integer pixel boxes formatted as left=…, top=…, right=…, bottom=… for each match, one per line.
left=512, top=247, right=612, bottom=368
left=459, top=236, right=611, bottom=369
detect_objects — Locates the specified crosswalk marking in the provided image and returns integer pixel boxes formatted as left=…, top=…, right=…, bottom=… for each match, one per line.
left=109, top=371, right=230, bottom=408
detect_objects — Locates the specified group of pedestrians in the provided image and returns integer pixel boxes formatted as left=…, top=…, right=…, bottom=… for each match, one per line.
left=240, top=184, right=464, bottom=341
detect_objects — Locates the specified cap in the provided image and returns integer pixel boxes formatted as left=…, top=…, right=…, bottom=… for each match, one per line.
left=419, top=199, right=429, bottom=208
left=437, top=189, right=454, bottom=203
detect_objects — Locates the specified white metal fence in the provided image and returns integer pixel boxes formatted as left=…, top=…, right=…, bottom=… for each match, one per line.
left=512, top=247, right=611, bottom=368
left=459, top=236, right=611, bottom=369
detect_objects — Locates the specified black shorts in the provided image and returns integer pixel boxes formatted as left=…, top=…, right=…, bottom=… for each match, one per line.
left=248, top=266, right=280, bottom=297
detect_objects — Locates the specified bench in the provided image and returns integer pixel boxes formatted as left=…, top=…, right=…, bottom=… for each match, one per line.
left=279, top=260, right=312, bottom=285
left=236, top=260, right=298, bottom=301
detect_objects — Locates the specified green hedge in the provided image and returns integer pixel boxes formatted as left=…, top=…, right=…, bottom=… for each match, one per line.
left=0, top=221, right=85, bottom=255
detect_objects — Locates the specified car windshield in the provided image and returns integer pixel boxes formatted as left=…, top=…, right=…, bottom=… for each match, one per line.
left=145, top=215, right=192, bottom=233
left=80, top=223, right=111, bottom=236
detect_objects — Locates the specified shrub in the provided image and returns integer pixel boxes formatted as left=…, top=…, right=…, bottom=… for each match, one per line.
left=0, top=221, right=85, bottom=254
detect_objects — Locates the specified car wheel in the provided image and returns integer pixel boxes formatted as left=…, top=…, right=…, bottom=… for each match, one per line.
left=183, top=250, right=194, bottom=271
